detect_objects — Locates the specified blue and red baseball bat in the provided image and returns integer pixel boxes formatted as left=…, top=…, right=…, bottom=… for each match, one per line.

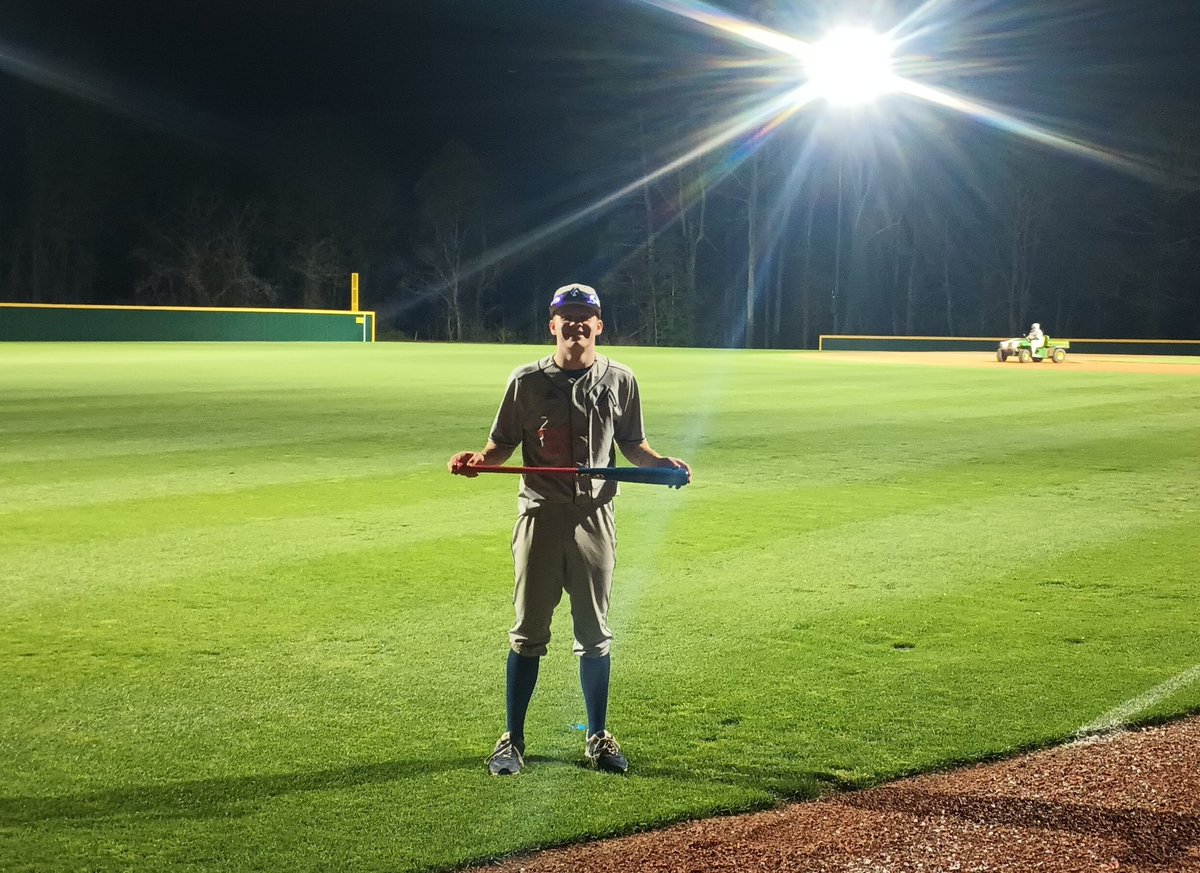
left=452, top=464, right=689, bottom=488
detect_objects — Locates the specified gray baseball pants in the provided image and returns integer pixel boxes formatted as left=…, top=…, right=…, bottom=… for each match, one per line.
left=509, top=501, right=616, bottom=658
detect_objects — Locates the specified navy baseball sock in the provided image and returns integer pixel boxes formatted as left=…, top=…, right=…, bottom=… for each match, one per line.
left=579, top=654, right=611, bottom=736
left=505, top=650, right=540, bottom=744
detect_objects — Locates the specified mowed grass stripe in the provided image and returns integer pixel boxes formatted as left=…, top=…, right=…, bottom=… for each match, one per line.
left=1, top=490, right=515, bottom=609
left=2, top=472, right=493, bottom=542
left=0, top=432, right=417, bottom=486
left=614, top=514, right=1200, bottom=783
left=7, top=374, right=1190, bottom=539
left=2, top=343, right=1198, bottom=873
left=9, top=435, right=1191, bottom=609
left=638, top=439, right=1198, bottom=562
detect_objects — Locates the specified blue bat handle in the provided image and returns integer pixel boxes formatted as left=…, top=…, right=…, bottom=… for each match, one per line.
left=580, top=466, right=690, bottom=488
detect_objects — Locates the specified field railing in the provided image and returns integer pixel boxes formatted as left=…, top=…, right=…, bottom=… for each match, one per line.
left=0, top=302, right=376, bottom=342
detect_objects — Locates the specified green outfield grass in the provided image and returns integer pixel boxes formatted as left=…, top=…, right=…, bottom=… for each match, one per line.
left=2, top=342, right=1198, bottom=872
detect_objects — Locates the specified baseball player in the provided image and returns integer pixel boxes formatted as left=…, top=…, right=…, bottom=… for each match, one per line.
left=448, top=282, right=690, bottom=776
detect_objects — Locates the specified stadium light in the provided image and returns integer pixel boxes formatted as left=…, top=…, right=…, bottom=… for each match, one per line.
left=803, top=26, right=897, bottom=106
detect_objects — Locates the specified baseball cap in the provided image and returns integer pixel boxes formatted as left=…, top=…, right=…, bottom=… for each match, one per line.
left=549, top=283, right=601, bottom=315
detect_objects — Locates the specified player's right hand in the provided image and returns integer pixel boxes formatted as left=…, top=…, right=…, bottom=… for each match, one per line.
left=448, top=451, right=484, bottom=477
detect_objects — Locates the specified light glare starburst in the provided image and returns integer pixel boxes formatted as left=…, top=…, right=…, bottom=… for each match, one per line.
left=803, top=27, right=897, bottom=106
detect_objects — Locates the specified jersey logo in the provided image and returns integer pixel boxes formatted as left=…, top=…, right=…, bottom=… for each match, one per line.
left=537, top=418, right=571, bottom=460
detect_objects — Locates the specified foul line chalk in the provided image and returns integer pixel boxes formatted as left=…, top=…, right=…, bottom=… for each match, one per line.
left=1075, top=662, right=1200, bottom=738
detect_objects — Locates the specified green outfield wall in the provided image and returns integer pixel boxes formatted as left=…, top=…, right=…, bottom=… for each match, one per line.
left=0, top=303, right=375, bottom=342
left=819, top=335, right=1200, bottom=355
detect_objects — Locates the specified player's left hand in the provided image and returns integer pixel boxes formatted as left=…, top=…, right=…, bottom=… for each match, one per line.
left=653, top=456, right=691, bottom=487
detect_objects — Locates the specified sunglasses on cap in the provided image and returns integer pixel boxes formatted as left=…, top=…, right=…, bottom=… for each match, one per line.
left=549, top=284, right=601, bottom=314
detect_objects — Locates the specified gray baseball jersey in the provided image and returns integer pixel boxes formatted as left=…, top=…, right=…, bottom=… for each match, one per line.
left=489, top=354, right=646, bottom=513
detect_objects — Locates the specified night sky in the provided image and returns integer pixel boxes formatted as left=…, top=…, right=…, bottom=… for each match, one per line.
left=2, top=0, right=1200, bottom=337
left=7, top=1, right=1195, bottom=160
left=2, top=1, right=730, bottom=196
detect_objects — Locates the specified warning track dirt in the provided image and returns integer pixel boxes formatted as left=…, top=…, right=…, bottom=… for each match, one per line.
left=811, top=351, right=1200, bottom=375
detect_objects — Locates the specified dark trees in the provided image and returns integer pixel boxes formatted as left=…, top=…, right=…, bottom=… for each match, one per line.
left=2, top=80, right=1198, bottom=344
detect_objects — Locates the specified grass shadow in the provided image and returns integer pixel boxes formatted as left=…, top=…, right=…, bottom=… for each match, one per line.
left=1, top=754, right=481, bottom=826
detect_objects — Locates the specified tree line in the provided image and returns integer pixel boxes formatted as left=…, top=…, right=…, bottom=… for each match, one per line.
left=2, top=80, right=1198, bottom=347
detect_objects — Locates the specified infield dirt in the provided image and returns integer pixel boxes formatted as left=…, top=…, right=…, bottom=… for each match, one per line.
left=813, top=351, right=1200, bottom=376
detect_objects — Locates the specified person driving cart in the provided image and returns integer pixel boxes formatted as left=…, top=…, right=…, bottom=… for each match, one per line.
left=1026, top=322, right=1044, bottom=357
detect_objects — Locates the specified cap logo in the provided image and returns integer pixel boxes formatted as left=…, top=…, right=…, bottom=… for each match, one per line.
left=549, top=283, right=601, bottom=313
